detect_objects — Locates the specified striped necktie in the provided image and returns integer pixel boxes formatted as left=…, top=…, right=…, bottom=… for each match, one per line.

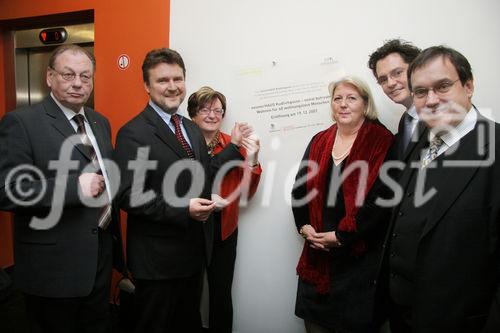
left=73, top=114, right=111, bottom=229
left=421, top=136, right=444, bottom=169
left=171, top=114, right=195, bottom=159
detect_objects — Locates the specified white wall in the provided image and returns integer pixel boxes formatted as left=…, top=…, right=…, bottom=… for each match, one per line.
left=170, top=1, right=500, bottom=332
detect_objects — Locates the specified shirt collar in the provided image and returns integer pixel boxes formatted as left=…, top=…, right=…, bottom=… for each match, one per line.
left=51, top=92, right=86, bottom=122
left=406, top=104, right=418, bottom=120
left=429, top=106, right=477, bottom=148
left=149, top=99, right=182, bottom=124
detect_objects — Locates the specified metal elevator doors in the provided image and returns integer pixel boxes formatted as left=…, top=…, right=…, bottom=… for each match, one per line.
left=14, top=23, right=94, bottom=108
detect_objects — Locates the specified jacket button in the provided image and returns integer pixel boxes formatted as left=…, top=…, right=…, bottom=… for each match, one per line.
left=398, top=211, right=404, bottom=217
left=392, top=233, right=397, bottom=238
left=91, top=228, right=98, bottom=235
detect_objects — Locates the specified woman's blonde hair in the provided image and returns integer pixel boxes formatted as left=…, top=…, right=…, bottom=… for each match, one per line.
left=328, top=76, right=378, bottom=120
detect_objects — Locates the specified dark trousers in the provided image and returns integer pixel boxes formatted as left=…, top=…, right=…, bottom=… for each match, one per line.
left=389, top=298, right=412, bottom=333
left=24, top=230, right=113, bottom=333
left=206, top=220, right=238, bottom=333
left=132, top=275, right=203, bottom=333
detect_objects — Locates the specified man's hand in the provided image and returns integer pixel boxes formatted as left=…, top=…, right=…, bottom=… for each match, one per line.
left=231, top=122, right=254, bottom=147
left=189, top=198, right=216, bottom=221
left=79, top=173, right=105, bottom=197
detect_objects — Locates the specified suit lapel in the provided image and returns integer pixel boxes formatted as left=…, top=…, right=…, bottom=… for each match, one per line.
left=401, top=121, right=427, bottom=161
left=42, top=96, right=92, bottom=161
left=420, top=119, right=489, bottom=239
left=398, top=127, right=430, bottom=190
left=142, top=106, right=189, bottom=159
left=386, top=130, right=429, bottom=231
left=396, top=113, right=406, bottom=158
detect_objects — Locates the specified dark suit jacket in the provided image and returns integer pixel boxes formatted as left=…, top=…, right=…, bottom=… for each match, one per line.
left=383, top=114, right=500, bottom=332
left=0, top=96, right=120, bottom=298
left=0, top=267, right=11, bottom=302
left=114, top=105, right=242, bottom=280
left=340, top=115, right=426, bottom=247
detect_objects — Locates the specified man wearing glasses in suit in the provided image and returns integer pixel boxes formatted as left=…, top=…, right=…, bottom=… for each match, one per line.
left=382, top=46, right=500, bottom=333
left=0, top=44, right=120, bottom=333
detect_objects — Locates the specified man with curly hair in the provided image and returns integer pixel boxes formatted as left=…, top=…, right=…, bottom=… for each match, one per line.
left=368, top=39, right=421, bottom=158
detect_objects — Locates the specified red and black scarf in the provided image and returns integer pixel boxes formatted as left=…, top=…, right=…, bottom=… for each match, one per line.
left=296, top=120, right=393, bottom=294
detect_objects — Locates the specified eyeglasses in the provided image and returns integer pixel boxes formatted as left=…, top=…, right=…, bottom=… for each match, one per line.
left=50, top=67, right=93, bottom=83
left=377, top=67, right=406, bottom=86
left=412, top=79, right=460, bottom=99
left=198, top=107, right=225, bottom=116
left=332, top=95, right=361, bottom=105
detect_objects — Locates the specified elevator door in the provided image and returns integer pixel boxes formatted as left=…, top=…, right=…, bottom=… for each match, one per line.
left=15, top=23, right=94, bottom=108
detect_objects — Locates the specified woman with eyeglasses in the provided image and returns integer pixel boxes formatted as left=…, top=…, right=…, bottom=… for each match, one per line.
left=292, top=76, right=393, bottom=333
left=187, top=86, right=262, bottom=333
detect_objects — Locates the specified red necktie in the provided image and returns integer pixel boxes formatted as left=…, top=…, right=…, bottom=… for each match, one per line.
left=73, top=114, right=112, bottom=229
left=171, top=114, right=195, bottom=159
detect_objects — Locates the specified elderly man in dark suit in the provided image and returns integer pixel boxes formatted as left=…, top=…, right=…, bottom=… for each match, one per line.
left=382, top=46, right=500, bottom=333
left=114, top=48, right=250, bottom=333
left=0, top=44, right=120, bottom=333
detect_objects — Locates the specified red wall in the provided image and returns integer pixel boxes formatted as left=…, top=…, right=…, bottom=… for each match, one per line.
left=0, top=0, right=170, bottom=268
left=0, top=20, right=13, bottom=267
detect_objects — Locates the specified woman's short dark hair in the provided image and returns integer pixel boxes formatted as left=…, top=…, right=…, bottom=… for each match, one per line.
left=187, top=86, right=227, bottom=118
left=368, top=39, right=421, bottom=78
left=142, top=48, right=186, bottom=84
left=407, top=45, right=473, bottom=91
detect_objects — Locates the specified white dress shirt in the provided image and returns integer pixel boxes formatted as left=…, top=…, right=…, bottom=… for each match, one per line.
left=426, top=106, right=477, bottom=159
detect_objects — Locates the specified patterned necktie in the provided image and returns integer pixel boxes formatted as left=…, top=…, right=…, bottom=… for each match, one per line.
left=171, top=114, right=195, bottom=159
left=73, top=114, right=111, bottom=229
left=421, top=136, right=444, bottom=169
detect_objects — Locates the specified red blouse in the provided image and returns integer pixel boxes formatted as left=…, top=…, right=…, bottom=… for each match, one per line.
left=213, top=132, right=262, bottom=240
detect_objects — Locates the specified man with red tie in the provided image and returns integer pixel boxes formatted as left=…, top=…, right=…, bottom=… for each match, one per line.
left=114, top=48, right=250, bottom=333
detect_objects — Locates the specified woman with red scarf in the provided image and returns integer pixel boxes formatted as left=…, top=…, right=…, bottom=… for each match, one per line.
left=188, top=86, right=261, bottom=333
left=292, top=77, right=393, bottom=333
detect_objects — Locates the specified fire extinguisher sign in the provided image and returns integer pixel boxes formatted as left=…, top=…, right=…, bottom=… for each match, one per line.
left=117, top=54, right=130, bottom=70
